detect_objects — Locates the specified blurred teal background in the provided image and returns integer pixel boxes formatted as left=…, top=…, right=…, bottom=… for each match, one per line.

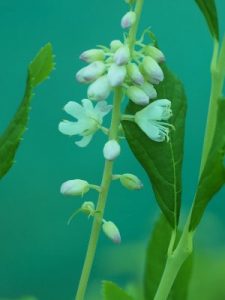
left=1, top=0, right=225, bottom=299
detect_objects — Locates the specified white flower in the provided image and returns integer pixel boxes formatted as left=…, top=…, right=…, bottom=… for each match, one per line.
left=142, top=56, right=164, bottom=84
left=59, top=99, right=112, bottom=147
left=79, top=49, right=105, bottom=63
left=107, top=64, right=127, bottom=87
left=76, top=61, right=106, bottom=83
left=114, top=45, right=130, bottom=65
left=135, top=99, right=172, bottom=142
left=60, top=179, right=90, bottom=196
left=144, top=46, right=165, bottom=63
left=121, top=11, right=136, bottom=29
left=127, top=86, right=149, bottom=105
left=110, top=40, right=123, bottom=52
left=102, top=220, right=121, bottom=244
left=87, top=75, right=111, bottom=101
left=103, top=140, right=121, bottom=160
left=127, top=63, right=144, bottom=85
left=141, top=82, right=157, bottom=99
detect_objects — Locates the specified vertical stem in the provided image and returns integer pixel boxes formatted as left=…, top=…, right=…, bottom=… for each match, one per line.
left=75, top=88, right=123, bottom=300
left=75, top=1, right=145, bottom=298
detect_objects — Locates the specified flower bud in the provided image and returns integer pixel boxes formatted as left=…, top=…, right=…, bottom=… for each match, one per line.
left=60, top=179, right=90, bottom=196
left=76, top=61, right=106, bottom=83
left=120, top=173, right=143, bottom=190
left=144, top=46, right=165, bottom=63
left=110, top=40, right=123, bottom=52
left=107, top=64, right=127, bottom=87
left=127, top=63, right=144, bottom=85
left=79, top=49, right=105, bottom=63
left=121, top=11, right=136, bottom=29
left=114, top=45, right=130, bottom=66
left=102, top=220, right=121, bottom=244
left=126, top=86, right=149, bottom=105
left=142, top=56, right=164, bottom=84
left=103, top=140, right=121, bottom=161
left=88, top=75, right=111, bottom=101
left=124, top=0, right=135, bottom=3
left=81, top=201, right=95, bottom=215
left=141, top=82, right=157, bottom=99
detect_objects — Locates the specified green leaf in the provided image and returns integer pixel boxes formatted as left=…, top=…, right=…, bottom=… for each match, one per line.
left=122, top=65, right=187, bottom=228
left=190, top=99, right=225, bottom=230
left=0, top=43, right=55, bottom=179
left=144, top=215, right=193, bottom=300
left=195, top=0, right=219, bottom=40
left=102, top=281, right=134, bottom=300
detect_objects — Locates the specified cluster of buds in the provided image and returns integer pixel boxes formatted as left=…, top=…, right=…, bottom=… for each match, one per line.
left=59, top=2, right=173, bottom=245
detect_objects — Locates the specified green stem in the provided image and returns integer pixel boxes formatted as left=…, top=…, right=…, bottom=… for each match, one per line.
left=199, top=39, right=224, bottom=174
left=75, top=88, right=123, bottom=300
left=75, top=1, right=145, bottom=298
left=154, top=219, right=193, bottom=300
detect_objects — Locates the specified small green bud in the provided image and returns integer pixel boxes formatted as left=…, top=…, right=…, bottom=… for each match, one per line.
left=144, top=46, right=165, bottom=63
left=120, top=173, right=143, bottom=190
left=102, top=220, right=121, bottom=244
left=81, top=201, right=95, bottom=215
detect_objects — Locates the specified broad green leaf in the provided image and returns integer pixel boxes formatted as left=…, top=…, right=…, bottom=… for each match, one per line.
left=0, top=43, right=55, bottom=179
left=144, top=215, right=193, bottom=300
left=102, top=281, right=134, bottom=300
left=195, top=0, right=219, bottom=40
left=122, top=65, right=187, bottom=228
left=190, top=99, right=225, bottom=230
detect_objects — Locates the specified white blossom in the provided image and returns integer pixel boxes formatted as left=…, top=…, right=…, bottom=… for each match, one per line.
left=107, top=64, right=127, bottom=87
left=60, top=179, right=89, bottom=196
left=135, top=99, right=172, bottom=142
left=59, top=99, right=112, bottom=147
left=121, top=11, right=136, bottom=29
left=76, top=61, right=106, bottom=83
left=141, top=82, right=157, bottom=99
left=127, top=63, right=144, bottom=85
left=144, top=46, right=165, bottom=63
left=127, top=86, right=149, bottom=105
left=110, top=40, right=123, bottom=52
left=114, top=45, right=130, bottom=65
left=102, top=220, right=121, bottom=244
left=87, top=75, right=111, bottom=101
left=103, top=140, right=121, bottom=160
left=142, top=56, right=164, bottom=84
left=79, top=49, right=105, bottom=63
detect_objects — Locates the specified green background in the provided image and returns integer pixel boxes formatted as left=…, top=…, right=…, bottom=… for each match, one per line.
left=0, top=0, right=225, bottom=299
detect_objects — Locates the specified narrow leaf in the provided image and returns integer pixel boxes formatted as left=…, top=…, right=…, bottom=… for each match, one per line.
left=0, top=43, right=55, bottom=179
left=102, top=281, right=134, bottom=300
left=190, top=99, right=225, bottom=230
left=144, top=215, right=193, bottom=300
left=123, top=65, right=187, bottom=228
left=195, top=0, right=219, bottom=40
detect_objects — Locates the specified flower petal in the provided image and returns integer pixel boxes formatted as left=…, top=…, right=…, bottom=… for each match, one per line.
left=64, top=101, right=85, bottom=119
left=81, top=98, right=94, bottom=112
left=94, top=101, right=112, bottom=117
left=75, top=134, right=93, bottom=147
left=58, top=120, right=84, bottom=136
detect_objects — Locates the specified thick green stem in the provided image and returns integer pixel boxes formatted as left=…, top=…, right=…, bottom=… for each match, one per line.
left=75, top=88, right=123, bottom=300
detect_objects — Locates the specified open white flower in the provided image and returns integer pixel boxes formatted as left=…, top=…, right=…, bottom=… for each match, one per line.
left=59, top=99, right=112, bottom=147
left=135, top=99, right=172, bottom=142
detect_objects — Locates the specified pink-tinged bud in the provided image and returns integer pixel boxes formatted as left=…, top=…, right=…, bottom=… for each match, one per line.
left=107, top=64, right=127, bottom=87
left=76, top=61, right=106, bottom=83
left=144, top=46, right=165, bottom=63
left=110, top=40, right=123, bottom=52
left=60, top=179, right=90, bottom=196
left=141, top=82, right=157, bottom=99
left=102, top=221, right=121, bottom=244
left=121, top=11, right=136, bottom=29
left=87, top=75, right=111, bottom=101
left=103, top=140, right=121, bottom=161
left=120, top=173, right=143, bottom=190
left=127, top=86, right=149, bottom=105
left=79, top=49, right=105, bottom=63
left=142, top=56, right=164, bottom=84
left=114, top=45, right=130, bottom=66
left=127, top=63, right=144, bottom=85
